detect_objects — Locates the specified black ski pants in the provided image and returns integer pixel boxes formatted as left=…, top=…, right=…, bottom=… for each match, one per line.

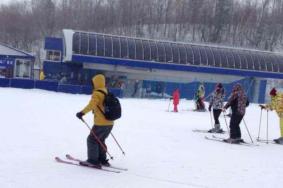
left=213, top=109, right=222, bottom=125
left=229, top=113, right=244, bottom=139
left=87, top=125, right=113, bottom=163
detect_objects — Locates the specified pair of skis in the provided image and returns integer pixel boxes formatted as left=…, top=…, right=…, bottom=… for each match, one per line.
left=205, top=135, right=258, bottom=146
left=55, top=154, right=127, bottom=173
left=192, top=129, right=226, bottom=134
left=256, top=138, right=282, bottom=145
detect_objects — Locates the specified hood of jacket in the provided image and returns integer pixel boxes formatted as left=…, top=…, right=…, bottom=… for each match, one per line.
left=92, top=74, right=105, bottom=89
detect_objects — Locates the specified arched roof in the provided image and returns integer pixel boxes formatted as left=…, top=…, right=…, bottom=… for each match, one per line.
left=66, top=30, right=283, bottom=74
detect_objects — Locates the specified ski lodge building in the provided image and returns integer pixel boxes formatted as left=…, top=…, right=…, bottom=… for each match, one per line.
left=42, top=29, right=283, bottom=103
left=0, top=43, right=34, bottom=79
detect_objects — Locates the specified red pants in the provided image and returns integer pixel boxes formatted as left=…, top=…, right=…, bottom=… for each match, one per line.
left=173, top=104, right=178, bottom=112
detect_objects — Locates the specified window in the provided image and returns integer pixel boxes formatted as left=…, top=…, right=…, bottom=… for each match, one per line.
left=212, top=48, right=221, bottom=67
left=226, top=50, right=235, bottom=69
left=149, top=41, right=158, bottom=61
left=157, top=42, right=165, bottom=62
left=80, top=33, right=88, bottom=55
left=164, top=43, right=173, bottom=63
left=14, top=59, right=31, bottom=78
left=239, top=52, right=248, bottom=69
left=89, top=34, right=97, bottom=55
left=191, top=46, right=200, bottom=65
left=104, top=36, right=113, bottom=57
left=113, top=37, right=121, bottom=58
left=142, top=40, right=150, bottom=61
left=205, top=47, right=214, bottom=67
left=73, top=33, right=80, bottom=53
left=270, top=55, right=279, bottom=72
left=258, top=55, right=267, bottom=71
left=135, top=39, right=143, bottom=60
left=264, top=55, right=273, bottom=72
left=185, top=45, right=193, bottom=64
left=120, top=38, right=128, bottom=58
left=128, top=38, right=136, bottom=59
left=97, top=35, right=105, bottom=56
left=233, top=51, right=241, bottom=69
left=179, top=44, right=186, bottom=64
left=0, top=69, right=6, bottom=78
left=219, top=50, right=228, bottom=68
left=252, top=53, right=260, bottom=70
left=199, top=47, right=208, bottom=66
left=46, top=50, right=61, bottom=61
left=172, top=43, right=179, bottom=64
left=245, top=52, right=254, bottom=70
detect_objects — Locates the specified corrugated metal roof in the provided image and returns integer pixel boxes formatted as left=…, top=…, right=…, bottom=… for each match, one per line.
left=0, top=43, right=33, bottom=57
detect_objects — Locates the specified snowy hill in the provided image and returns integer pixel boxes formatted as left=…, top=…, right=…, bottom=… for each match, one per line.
left=0, top=88, right=282, bottom=188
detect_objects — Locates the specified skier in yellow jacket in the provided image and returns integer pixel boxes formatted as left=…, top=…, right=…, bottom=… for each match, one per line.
left=76, top=74, right=114, bottom=166
left=260, top=88, right=283, bottom=144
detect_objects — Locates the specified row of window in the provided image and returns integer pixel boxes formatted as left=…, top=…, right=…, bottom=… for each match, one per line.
left=72, top=32, right=283, bottom=73
left=46, top=50, right=61, bottom=61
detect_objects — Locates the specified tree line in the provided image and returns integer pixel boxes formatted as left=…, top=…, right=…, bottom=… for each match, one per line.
left=0, top=0, right=283, bottom=56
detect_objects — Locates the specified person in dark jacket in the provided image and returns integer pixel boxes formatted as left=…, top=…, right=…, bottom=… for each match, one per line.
left=208, top=83, right=225, bottom=133
left=76, top=74, right=114, bottom=167
left=223, top=83, right=249, bottom=143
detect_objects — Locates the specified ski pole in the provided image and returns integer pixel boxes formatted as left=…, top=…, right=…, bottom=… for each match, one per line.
left=223, top=111, right=230, bottom=133
left=80, top=118, right=114, bottom=160
left=243, top=118, right=253, bottom=143
left=266, top=110, right=269, bottom=144
left=110, top=133, right=126, bottom=155
left=257, top=108, right=263, bottom=140
left=167, top=98, right=171, bottom=112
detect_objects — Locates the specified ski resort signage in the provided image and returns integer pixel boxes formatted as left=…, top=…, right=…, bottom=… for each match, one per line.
left=0, top=58, right=14, bottom=68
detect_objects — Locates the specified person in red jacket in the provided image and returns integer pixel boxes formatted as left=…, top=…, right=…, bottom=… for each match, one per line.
left=172, top=88, right=180, bottom=112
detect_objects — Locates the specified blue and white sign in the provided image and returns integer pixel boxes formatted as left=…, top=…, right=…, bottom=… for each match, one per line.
left=0, top=59, right=14, bottom=68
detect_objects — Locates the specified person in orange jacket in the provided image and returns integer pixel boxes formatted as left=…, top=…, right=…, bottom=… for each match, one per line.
left=172, top=88, right=180, bottom=112
left=76, top=74, right=114, bottom=167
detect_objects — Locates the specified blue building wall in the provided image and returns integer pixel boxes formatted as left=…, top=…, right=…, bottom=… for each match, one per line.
left=0, top=78, right=123, bottom=97
left=143, top=77, right=255, bottom=101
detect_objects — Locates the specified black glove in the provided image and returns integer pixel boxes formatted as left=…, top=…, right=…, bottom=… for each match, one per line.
left=259, top=104, right=266, bottom=109
left=208, top=105, right=212, bottom=112
left=170, top=97, right=173, bottom=100
left=76, top=112, right=84, bottom=120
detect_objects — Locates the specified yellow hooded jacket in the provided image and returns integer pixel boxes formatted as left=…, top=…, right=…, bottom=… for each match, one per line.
left=40, top=70, right=45, bottom=80
left=81, top=74, right=114, bottom=126
left=267, top=92, right=283, bottom=115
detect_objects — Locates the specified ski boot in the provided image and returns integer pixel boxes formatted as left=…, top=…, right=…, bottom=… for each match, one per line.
left=80, top=159, right=102, bottom=168
left=223, top=138, right=244, bottom=144
left=215, top=128, right=224, bottom=133
left=274, top=137, right=283, bottom=144
left=100, top=159, right=111, bottom=167
left=208, top=124, right=223, bottom=133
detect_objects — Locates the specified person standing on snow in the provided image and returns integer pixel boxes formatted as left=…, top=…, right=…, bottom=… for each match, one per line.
left=172, top=88, right=180, bottom=112
left=194, top=83, right=206, bottom=111
left=76, top=74, right=113, bottom=167
left=259, top=88, right=283, bottom=144
left=222, top=83, right=249, bottom=143
left=208, top=83, right=225, bottom=133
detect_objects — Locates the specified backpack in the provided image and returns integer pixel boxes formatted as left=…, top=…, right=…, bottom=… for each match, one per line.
left=96, top=90, right=122, bottom=121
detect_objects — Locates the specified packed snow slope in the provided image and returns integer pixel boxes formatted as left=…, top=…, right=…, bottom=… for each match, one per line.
left=0, top=88, right=282, bottom=188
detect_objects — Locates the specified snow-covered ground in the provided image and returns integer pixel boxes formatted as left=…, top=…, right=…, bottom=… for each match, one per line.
left=0, top=87, right=282, bottom=188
